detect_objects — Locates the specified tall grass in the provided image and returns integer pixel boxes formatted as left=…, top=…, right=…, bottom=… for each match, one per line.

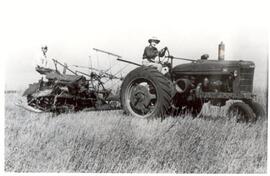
left=5, top=91, right=267, bottom=173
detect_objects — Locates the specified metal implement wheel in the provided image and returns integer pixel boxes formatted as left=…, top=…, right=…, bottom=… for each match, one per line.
left=121, top=66, right=172, bottom=119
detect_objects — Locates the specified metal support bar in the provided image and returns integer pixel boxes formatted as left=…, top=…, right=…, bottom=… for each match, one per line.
left=76, top=70, right=91, bottom=77
left=93, top=48, right=122, bottom=58
left=117, top=58, right=142, bottom=67
left=52, top=59, right=77, bottom=75
left=166, top=56, right=196, bottom=62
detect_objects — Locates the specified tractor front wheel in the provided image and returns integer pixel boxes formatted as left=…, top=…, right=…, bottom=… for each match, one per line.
left=227, top=102, right=256, bottom=123
left=246, top=101, right=265, bottom=119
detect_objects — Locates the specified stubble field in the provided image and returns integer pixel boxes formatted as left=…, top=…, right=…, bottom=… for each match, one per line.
left=4, top=88, right=267, bottom=173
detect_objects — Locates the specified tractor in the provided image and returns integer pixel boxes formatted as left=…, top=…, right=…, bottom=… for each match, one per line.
left=120, top=43, right=265, bottom=122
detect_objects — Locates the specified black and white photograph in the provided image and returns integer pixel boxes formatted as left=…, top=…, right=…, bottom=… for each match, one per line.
left=1, top=0, right=269, bottom=174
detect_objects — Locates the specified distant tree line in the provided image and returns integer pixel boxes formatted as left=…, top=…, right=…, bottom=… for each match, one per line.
left=5, top=90, right=17, bottom=94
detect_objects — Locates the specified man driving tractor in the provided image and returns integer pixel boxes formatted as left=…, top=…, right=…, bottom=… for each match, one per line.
left=142, top=37, right=168, bottom=72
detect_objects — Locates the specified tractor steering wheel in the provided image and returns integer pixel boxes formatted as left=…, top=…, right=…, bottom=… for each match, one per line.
left=164, top=48, right=171, bottom=62
left=159, top=47, right=171, bottom=65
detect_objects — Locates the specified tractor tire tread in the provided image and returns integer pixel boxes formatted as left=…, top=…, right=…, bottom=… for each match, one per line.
left=120, top=66, right=172, bottom=119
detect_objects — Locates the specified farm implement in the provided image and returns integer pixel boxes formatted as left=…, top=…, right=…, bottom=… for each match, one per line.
left=22, top=49, right=125, bottom=114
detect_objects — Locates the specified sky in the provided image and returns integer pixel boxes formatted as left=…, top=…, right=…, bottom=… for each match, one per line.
left=2, top=0, right=269, bottom=90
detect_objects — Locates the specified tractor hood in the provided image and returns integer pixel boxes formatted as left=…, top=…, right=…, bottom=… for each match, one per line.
left=172, top=60, right=255, bottom=75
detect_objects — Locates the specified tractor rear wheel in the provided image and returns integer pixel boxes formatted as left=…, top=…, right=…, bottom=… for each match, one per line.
left=227, top=102, right=256, bottom=123
left=120, top=66, right=172, bottom=119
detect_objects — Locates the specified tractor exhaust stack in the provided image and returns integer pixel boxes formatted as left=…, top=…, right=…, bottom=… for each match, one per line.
left=218, top=41, right=225, bottom=61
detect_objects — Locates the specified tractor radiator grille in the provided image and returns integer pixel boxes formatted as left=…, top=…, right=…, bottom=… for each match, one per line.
left=239, top=67, right=254, bottom=92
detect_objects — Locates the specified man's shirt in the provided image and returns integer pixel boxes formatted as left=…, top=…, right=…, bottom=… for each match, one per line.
left=143, top=46, right=166, bottom=62
left=34, top=52, right=50, bottom=68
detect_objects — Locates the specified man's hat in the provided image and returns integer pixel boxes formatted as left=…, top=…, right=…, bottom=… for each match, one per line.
left=41, top=45, right=48, bottom=50
left=148, top=37, right=160, bottom=44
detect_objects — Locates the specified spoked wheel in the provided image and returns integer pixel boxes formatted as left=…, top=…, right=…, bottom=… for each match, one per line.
left=227, top=102, right=256, bottom=123
left=121, top=66, right=172, bottom=119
